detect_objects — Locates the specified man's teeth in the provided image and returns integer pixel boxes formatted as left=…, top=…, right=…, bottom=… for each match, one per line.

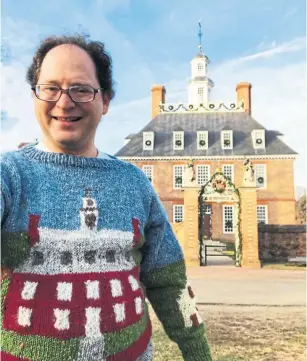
left=54, top=117, right=81, bottom=122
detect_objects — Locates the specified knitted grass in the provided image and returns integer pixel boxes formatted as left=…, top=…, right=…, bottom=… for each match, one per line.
left=150, top=304, right=305, bottom=361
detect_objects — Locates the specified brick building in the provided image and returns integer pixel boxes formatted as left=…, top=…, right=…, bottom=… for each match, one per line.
left=115, top=29, right=297, bottom=247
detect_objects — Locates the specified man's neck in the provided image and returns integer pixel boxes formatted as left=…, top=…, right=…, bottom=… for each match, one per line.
left=38, top=140, right=98, bottom=158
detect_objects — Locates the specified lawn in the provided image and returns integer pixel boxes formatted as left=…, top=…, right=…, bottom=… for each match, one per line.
left=261, top=262, right=306, bottom=271
left=150, top=304, right=306, bottom=361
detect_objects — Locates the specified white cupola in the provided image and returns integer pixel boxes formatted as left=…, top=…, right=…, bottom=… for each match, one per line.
left=188, top=21, right=214, bottom=105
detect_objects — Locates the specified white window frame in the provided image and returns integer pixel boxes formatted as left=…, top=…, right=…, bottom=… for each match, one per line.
left=223, top=205, right=235, bottom=234
left=255, top=164, right=267, bottom=189
left=142, top=165, right=154, bottom=184
left=198, top=63, right=203, bottom=71
left=196, top=165, right=210, bottom=185
left=222, top=164, right=234, bottom=183
left=221, top=130, right=233, bottom=149
left=143, top=132, right=154, bottom=150
left=197, top=131, right=208, bottom=150
left=173, top=205, right=184, bottom=223
left=252, top=129, right=265, bottom=149
left=257, top=205, right=268, bottom=224
left=173, top=131, right=184, bottom=150
left=198, top=87, right=204, bottom=95
left=173, top=165, right=184, bottom=189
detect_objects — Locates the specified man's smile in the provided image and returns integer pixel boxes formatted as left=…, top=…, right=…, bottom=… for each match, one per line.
left=51, top=116, right=82, bottom=122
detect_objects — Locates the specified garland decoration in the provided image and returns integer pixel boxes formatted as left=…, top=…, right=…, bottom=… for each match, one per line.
left=198, top=171, right=242, bottom=267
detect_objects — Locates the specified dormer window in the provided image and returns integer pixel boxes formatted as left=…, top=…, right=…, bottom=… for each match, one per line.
left=252, top=129, right=265, bottom=149
left=173, top=131, right=184, bottom=150
left=221, top=130, right=233, bottom=149
left=143, top=131, right=154, bottom=150
left=197, top=131, right=208, bottom=150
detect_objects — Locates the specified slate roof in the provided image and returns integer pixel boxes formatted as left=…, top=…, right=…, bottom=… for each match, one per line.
left=115, top=112, right=297, bottom=157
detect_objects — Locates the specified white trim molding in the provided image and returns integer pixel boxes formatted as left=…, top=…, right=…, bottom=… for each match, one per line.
left=118, top=154, right=296, bottom=161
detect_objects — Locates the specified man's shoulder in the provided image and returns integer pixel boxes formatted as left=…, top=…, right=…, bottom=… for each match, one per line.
left=109, top=156, right=149, bottom=180
left=1, top=148, right=25, bottom=165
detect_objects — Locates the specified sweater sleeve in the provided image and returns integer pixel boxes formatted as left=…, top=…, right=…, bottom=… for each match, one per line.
left=140, top=191, right=212, bottom=361
left=1, top=157, right=14, bottom=225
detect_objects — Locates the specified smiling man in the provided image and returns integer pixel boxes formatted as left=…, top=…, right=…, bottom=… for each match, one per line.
left=1, top=35, right=212, bottom=361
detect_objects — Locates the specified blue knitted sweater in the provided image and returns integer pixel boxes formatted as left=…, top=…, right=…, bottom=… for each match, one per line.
left=1, top=145, right=212, bottom=361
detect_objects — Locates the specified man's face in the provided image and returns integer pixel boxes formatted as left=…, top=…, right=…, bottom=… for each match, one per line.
left=34, top=44, right=109, bottom=152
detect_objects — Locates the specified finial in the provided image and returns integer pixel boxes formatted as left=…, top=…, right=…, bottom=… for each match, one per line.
left=198, top=20, right=203, bottom=53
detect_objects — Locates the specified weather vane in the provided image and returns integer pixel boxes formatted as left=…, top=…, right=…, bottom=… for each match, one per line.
left=198, top=20, right=203, bottom=53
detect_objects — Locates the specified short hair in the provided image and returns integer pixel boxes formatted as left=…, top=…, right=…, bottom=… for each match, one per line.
left=26, top=34, right=115, bottom=101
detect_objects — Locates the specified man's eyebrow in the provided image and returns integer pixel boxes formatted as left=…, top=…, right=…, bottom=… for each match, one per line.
left=38, top=80, right=92, bottom=86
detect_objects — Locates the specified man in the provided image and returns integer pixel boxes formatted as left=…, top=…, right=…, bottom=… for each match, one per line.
left=1, top=35, right=212, bottom=361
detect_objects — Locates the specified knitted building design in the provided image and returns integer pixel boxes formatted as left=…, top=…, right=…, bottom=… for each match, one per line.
left=3, top=192, right=145, bottom=339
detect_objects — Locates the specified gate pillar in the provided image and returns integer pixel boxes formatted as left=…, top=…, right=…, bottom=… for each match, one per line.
left=183, top=187, right=200, bottom=266
left=238, top=185, right=261, bottom=268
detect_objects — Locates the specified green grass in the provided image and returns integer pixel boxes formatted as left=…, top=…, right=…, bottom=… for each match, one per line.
left=150, top=305, right=306, bottom=361
left=262, top=261, right=306, bottom=271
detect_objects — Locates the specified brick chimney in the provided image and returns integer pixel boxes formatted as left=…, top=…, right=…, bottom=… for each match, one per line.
left=236, top=82, right=252, bottom=115
left=151, top=85, right=166, bottom=119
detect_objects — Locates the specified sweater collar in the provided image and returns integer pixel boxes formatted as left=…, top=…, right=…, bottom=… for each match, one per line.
left=20, top=144, right=118, bottom=169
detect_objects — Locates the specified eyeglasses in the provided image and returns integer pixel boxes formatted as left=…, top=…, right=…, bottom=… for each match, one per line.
left=31, top=84, right=103, bottom=103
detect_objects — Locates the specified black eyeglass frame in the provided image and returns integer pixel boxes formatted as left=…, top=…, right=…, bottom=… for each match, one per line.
left=31, top=84, right=103, bottom=103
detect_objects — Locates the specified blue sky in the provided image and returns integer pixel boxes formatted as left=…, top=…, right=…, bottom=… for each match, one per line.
left=1, top=0, right=306, bottom=188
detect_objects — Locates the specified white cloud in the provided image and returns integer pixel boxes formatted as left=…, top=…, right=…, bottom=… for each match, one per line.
left=227, top=37, right=306, bottom=65
left=1, top=31, right=305, bottom=188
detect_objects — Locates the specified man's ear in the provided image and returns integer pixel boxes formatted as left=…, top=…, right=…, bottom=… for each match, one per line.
left=102, top=94, right=110, bottom=115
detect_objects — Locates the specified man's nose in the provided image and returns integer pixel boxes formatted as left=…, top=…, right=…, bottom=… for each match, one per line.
left=56, top=91, right=76, bottom=108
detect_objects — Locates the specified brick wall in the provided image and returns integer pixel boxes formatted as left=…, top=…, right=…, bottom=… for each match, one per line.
left=129, top=158, right=296, bottom=225
left=258, top=224, right=306, bottom=261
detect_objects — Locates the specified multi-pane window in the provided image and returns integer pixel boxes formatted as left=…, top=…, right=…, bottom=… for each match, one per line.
left=255, top=164, right=267, bottom=188
left=198, top=87, right=204, bottom=95
left=253, top=129, right=265, bottom=148
left=173, top=205, right=184, bottom=223
left=173, top=131, right=184, bottom=150
left=173, top=165, right=184, bottom=189
left=198, top=63, right=203, bottom=71
left=197, top=131, right=208, bottom=149
left=196, top=165, right=210, bottom=185
left=223, top=205, right=235, bottom=234
left=142, top=165, right=153, bottom=183
left=257, top=206, right=268, bottom=224
left=221, top=131, right=233, bottom=149
left=143, top=132, right=154, bottom=150
left=222, top=165, right=234, bottom=182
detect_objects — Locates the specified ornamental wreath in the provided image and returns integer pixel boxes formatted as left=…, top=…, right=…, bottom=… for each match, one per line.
left=225, top=220, right=233, bottom=228
left=212, top=178, right=226, bottom=193
left=257, top=176, right=264, bottom=184
left=224, top=139, right=231, bottom=146
left=175, top=176, right=182, bottom=184
left=199, top=140, right=206, bottom=146
left=145, top=140, right=151, bottom=146
left=256, top=138, right=263, bottom=144
left=175, top=140, right=182, bottom=146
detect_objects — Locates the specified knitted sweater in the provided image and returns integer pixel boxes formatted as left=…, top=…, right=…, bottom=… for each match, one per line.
left=1, top=145, right=212, bottom=361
